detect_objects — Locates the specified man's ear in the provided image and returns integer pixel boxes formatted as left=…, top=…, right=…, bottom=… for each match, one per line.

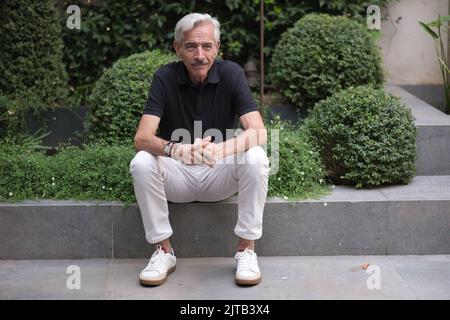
left=214, top=41, right=221, bottom=59
left=173, top=41, right=181, bottom=57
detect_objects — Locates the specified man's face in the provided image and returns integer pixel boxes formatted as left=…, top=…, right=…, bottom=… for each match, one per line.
left=174, top=22, right=220, bottom=85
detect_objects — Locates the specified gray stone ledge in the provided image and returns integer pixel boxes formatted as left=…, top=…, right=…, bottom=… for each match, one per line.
left=1, top=176, right=449, bottom=259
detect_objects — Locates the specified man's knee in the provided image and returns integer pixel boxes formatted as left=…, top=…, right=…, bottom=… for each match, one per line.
left=238, top=146, right=269, bottom=179
left=245, top=146, right=269, bottom=167
left=129, top=150, right=159, bottom=176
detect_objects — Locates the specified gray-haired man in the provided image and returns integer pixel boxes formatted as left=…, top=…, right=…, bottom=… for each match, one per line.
left=130, top=13, right=269, bottom=286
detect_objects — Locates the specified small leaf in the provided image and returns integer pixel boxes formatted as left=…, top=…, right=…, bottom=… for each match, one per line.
left=419, top=21, right=438, bottom=39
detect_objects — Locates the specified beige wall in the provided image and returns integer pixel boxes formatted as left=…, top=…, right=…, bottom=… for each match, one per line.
left=378, top=0, right=448, bottom=84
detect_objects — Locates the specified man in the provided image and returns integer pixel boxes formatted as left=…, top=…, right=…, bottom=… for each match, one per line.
left=130, top=13, right=269, bottom=287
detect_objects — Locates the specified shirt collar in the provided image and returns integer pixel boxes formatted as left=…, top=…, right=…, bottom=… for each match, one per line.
left=177, top=59, right=220, bottom=86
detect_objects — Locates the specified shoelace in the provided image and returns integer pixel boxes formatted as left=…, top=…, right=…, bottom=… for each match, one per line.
left=145, top=245, right=168, bottom=272
left=235, top=249, right=257, bottom=272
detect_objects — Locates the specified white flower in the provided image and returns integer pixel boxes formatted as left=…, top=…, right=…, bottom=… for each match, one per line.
left=300, top=171, right=304, bottom=175
left=283, top=196, right=289, bottom=200
left=319, top=179, right=324, bottom=183
left=102, top=186, right=105, bottom=189
left=278, top=177, right=281, bottom=181
left=308, top=150, right=314, bottom=155
left=323, top=202, right=327, bottom=206
left=9, top=192, right=13, bottom=196
left=52, top=182, right=55, bottom=186
left=52, top=177, right=55, bottom=181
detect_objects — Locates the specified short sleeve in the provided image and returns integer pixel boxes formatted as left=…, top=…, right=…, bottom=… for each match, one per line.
left=143, top=74, right=165, bottom=117
left=231, top=68, right=258, bottom=117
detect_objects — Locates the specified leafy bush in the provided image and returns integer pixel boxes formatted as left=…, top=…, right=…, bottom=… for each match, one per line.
left=0, top=134, right=330, bottom=203
left=60, top=0, right=394, bottom=100
left=60, top=0, right=302, bottom=89
left=61, top=0, right=162, bottom=91
left=266, top=117, right=330, bottom=200
left=0, top=95, right=24, bottom=138
left=86, top=50, right=177, bottom=144
left=302, top=86, right=416, bottom=188
left=0, top=145, right=47, bottom=201
left=0, top=143, right=136, bottom=203
left=0, top=0, right=68, bottom=107
left=270, top=13, right=384, bottom=110
left=0, top=94, right=49, bottom=141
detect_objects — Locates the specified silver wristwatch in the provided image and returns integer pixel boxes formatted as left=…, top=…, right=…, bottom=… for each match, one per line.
left=164, top=141, right=175, bottom=157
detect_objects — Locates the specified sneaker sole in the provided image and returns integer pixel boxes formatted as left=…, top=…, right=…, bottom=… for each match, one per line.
left=235, top=275, right=262, bottom=286
left=139, top=266, right=176, bottom=287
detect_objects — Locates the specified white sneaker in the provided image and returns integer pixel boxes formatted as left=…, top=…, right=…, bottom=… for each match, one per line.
left=234, top=248, right=262, bottom=285
left=139, top=245, right=176, bottom=286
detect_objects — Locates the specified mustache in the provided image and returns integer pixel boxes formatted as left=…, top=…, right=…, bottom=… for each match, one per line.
left=192, top=60, right=208, bottom=66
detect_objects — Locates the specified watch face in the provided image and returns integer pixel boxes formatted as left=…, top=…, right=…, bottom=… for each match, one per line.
left=164, top=144, right=170, bottom=155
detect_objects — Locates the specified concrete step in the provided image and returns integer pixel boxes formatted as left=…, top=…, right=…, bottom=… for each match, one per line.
left=1, top=175, right=449, bottom=259
left=386, top=84, right=450, bottom=175
left=2, top=255, right=450, bottom=300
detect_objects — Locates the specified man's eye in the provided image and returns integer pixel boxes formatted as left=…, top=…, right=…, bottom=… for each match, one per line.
left=203, top=44, right=213, bottom=49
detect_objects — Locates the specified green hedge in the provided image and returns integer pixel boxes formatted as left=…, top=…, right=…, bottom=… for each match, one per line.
left=0, top=95, right=27, bottom=139
left=0, top=143, right=136, bottom=203
left=0, top=0, right=68, bottom=107
left=1, top=120, right=330, bottom=202
left=86, top=50, right=177, bottom=144
left=270, top=13, right=384, bottom=110
left=266, top=118, right=330, bottom=200
left=303, top=85, right=416, bottom=188
left=60, top=0, right=393, bottom=100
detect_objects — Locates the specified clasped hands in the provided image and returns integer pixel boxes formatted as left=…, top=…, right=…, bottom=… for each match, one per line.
left=171, top=136, right=222, bottom=167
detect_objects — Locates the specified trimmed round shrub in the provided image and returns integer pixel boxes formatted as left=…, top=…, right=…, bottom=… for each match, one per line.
left=0, top=0, right=68, bottom=106
left=302, top=85, right=416, bottom=188
left=86, top=50, right=177, bottom=144
left=270, top=13, right=384, bottom=110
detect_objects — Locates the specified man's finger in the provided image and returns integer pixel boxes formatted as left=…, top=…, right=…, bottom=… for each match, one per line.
left=203, top=148, right=217, bottom=166
left=193, top=148, right=204, bottom=164
left=201, top=136, right=212, bottom=147
left=194, top=138, right=202, bottom=149
left=203, top=147, right=215, bottom=160
left=201, top=150, right=215, bottom=167
left=202, top=149, right=211, bottom=161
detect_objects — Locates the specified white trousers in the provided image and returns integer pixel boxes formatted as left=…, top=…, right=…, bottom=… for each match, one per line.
left=129, top=146, right=270, bottom=244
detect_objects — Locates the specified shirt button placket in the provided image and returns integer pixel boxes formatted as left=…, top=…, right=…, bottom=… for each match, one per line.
left=196, top=88, right=202, bottom=116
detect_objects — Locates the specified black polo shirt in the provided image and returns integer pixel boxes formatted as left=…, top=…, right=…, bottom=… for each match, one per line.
left=143, top=59, right=258, bottom=144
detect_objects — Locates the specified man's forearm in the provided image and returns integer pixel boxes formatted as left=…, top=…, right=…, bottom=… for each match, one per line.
left=220, top=127, right=267, bottom=158
left=134, top=127, right=267, bottom=159
left=134, top=134, right=168, bottom=156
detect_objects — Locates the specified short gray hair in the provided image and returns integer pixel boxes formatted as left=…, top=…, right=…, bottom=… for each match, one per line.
left=174, top=13, right=220, bottom=44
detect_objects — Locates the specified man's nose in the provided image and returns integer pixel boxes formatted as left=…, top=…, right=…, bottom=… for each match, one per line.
left=194, top=45, right=205, bottom=59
